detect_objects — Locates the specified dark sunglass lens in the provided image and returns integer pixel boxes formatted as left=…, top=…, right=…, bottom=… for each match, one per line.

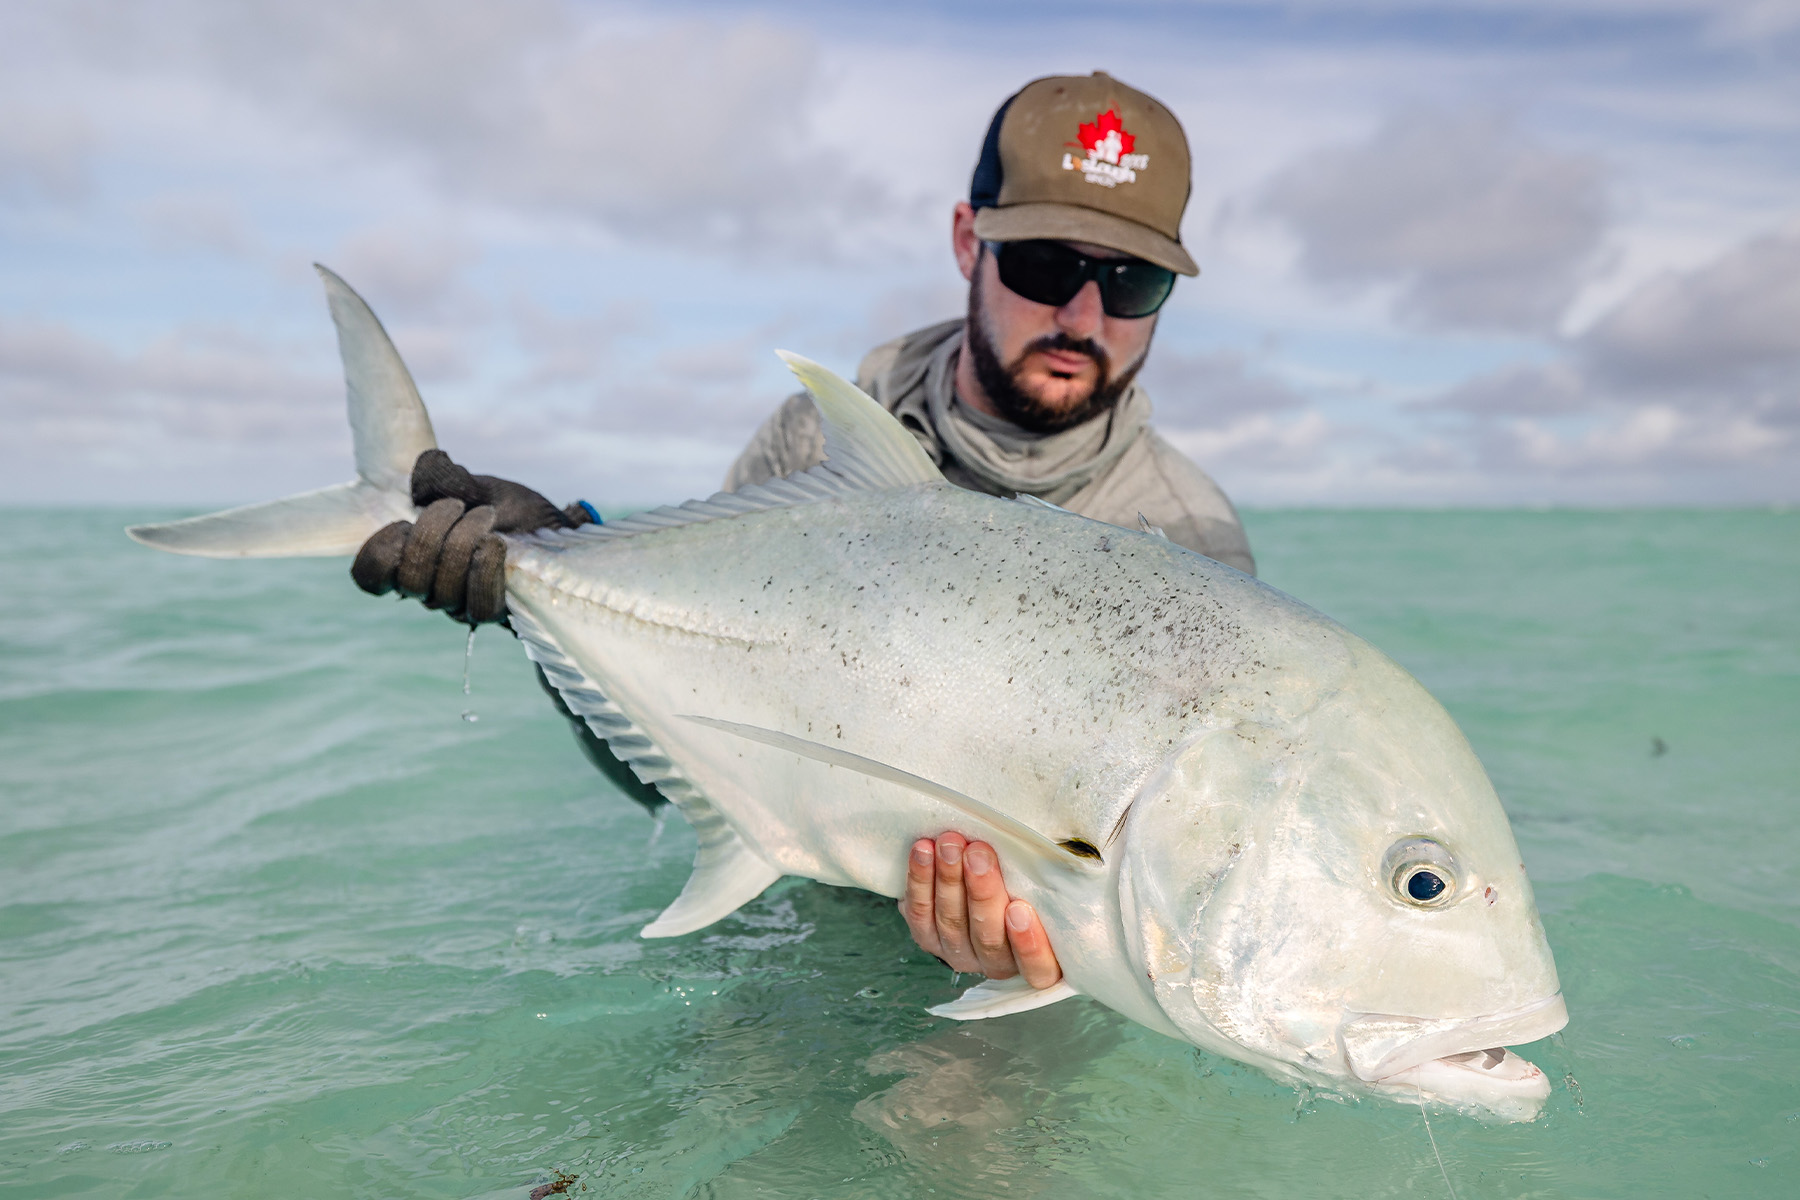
left=1100, top=262, right=1176, bottom=318
left=996, top=241, right=1088, bottom=308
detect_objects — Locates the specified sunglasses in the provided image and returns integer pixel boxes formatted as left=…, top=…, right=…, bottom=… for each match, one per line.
left=986, top=239, right=1176, bottom=319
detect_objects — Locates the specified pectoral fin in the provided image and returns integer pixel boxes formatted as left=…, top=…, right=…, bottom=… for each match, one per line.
left=679, top=715, right=1102, bottom=873
left=928, top=976, right=1080, bottom=1021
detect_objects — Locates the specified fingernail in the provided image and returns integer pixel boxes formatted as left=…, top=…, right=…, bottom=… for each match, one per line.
left=966, top=846, right=992, bottom=875
left=940, top=841, right=961, bottom=865
left=1006, top=902, right=1031, bottom=931
left=912, top=843, right=933, bottom=866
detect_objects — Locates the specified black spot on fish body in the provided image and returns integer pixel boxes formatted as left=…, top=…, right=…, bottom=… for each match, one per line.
left=1060, top=838, right=1103, bottom=861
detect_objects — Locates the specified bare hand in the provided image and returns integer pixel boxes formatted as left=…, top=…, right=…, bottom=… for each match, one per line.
left=900, top=833, right=1062, bottom=989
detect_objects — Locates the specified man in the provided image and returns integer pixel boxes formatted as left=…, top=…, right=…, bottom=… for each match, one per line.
left=352, top=72, right=1248, bottom=996
left=726, top=73, right=1253, bottom=986
left=726, top=71, right=1254, bottom=575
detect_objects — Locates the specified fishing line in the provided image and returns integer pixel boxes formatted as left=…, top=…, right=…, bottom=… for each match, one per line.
left=460, top=626, right=479, bottom=723
left=1418, top=1084, right=1457, bottom=1200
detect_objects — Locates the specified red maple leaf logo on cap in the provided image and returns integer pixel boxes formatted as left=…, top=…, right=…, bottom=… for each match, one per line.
left=1076, top=109, right=1135, bottom=156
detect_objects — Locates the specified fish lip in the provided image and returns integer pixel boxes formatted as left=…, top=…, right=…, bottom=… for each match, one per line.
left=1339, top=993, right=1569, bottom=1083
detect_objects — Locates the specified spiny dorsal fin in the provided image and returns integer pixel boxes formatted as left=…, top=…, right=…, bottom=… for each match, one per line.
left=776, top=351, right=943, bottom=490
left=528, top=353, right=944, bottom=549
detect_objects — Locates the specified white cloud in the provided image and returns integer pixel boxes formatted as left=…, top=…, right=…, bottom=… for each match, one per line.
left=0, top=101, right=95, bottom=203
left=1582, top=226, right=1800, bottom=389
left=50, top=0, right=910, bottom=260
left=1140, top=347, right=1311, bottom=428
left=2, top=0, right=1795, bottom=509
left=0, top=316, right=352, bottom=502
left=1260, top=110, right=1610, bottom=333
left=1403, top=224, right=1800, bottom=495
left=329, top=224, right=480, bottom=320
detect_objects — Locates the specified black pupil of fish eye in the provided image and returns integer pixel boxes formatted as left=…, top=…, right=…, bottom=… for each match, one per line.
left=1407, top=869, right=1447, bottom=902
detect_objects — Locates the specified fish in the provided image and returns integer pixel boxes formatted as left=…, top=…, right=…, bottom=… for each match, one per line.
left=130, top=266, right=1568, bottom=1121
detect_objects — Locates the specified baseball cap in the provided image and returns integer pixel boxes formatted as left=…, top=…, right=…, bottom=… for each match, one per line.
left=970, top=72, right=1198, bottom=276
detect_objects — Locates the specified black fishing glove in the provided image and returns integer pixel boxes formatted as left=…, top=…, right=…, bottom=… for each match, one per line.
left=351, top=450, right=594, bottom=624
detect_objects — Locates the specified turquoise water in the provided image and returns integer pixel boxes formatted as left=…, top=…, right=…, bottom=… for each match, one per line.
left=2, top=508, right=1796, bottom=1198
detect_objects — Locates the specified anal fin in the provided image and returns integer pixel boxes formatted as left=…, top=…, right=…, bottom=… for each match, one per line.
left=927, top=976, right=1079, bottom=1021
left=641, top=825, right=782, bottom=939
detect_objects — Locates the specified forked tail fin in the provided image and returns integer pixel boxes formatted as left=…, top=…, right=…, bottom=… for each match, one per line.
left=126, top=265, right=437, bottom=558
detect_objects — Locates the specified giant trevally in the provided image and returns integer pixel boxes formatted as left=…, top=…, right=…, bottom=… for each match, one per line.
left=130, top=267, right=1567, bottom=1120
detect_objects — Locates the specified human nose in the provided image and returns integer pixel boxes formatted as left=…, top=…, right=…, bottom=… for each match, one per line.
left=1055, top=279, right=1105, bottom=339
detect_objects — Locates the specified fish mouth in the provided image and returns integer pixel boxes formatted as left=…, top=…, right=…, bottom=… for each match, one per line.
left=1338, top=994, right=1567, bottom=1116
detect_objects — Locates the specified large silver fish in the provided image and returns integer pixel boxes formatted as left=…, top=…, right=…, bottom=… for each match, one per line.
left=131, top=268, right=1568, bottom=1120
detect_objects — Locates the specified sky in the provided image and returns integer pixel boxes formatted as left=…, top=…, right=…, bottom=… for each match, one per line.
left=2, top=0, right=1797, bottom=509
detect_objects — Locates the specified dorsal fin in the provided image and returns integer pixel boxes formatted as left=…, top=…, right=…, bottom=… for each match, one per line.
left=776, top=350, right=943, bottom=489
left=528, top=354, right=944, bottom=549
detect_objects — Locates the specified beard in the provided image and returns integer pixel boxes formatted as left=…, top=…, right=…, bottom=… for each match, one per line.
left=964, top=265, right=1148, bottom=434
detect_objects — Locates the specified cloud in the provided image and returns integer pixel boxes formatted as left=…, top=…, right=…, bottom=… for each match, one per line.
left=59, top=0, right=908, bottom=259
left=329, top=224, right=479, bottom=320
left=1409, top=225, right=1800, bottom=492
left=508, top=296, right=647, bottom=390
left=0, top=316, right=346, bottom=499
left=1163, top=410, right=1336, bottom=475
left=1581, top=226, right=1800, bottom=390
left=141, top=193, right=254, bottom=256
left=1140, top=347, right=1311, bottom=429
left=0, top=101, right=95, bottom=203
left=1260, top=110, right=1610, bottom=333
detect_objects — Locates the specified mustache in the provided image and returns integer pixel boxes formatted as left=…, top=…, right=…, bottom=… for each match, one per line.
left=1016, top=333, right=1109, bottom=370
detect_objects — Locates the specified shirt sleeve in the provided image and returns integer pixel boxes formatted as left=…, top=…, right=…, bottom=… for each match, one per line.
left=1069, top=429, right=1257, bottom=576
left=1140, top=432, right=1256, bottom=575
left=721, top=392, right=826, bottom=491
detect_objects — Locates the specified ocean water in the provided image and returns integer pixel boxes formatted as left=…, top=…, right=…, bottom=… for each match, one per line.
left=1, top=507, right=1796, bottom=1198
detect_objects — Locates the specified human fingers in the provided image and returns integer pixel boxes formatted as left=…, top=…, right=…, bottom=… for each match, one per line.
left=900, top=839, right=942, bottom=958
left=351, top=521, right=413, bottom=595
left=1006, top=900, right=1063, bottom=990
left=426, top=505, right=497, bottom=614
left=411, top=450, right=489, bottom=509
left=479, top=475, right=573, bottom=533
left=394, top=498, right=466, bottom=597
left=933, top=833, right=980, bottom=973
left=963, top=842, right=1019, bottom=979
left=463, top=534, right=509, bottom=624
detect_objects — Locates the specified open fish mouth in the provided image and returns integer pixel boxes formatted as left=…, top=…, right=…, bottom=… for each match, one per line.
left=1339, top=994, right=1568, bottom=1119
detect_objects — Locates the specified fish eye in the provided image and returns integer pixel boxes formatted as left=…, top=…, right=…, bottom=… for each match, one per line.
left=1382, top=837, right=1459, bottom=909
left=1403, top=866, right=1448, bottom=903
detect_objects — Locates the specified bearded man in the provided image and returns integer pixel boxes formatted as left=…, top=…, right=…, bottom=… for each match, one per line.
left=351, top=72, right=1248, bottom=997
left=722, top=72, right=1253, bottom=990
left=725, top=72, right=1253, bottom=575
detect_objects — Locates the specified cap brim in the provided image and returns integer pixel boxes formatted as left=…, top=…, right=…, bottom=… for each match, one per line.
left=975, top=203, right=1199, bottom=276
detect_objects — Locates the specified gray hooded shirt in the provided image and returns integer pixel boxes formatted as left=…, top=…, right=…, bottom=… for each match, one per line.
left=723, top=319, right=1255, bottom=575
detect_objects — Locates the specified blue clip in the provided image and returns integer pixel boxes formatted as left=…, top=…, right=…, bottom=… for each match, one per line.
left=576, top=500, right=603, bottom=526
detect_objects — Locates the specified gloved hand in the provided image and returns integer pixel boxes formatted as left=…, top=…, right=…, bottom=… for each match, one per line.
left=351, top=450, right=593, bottom=624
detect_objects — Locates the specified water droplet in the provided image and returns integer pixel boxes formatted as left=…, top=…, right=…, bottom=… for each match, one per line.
left=459, top=626, right=478, bottom=723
